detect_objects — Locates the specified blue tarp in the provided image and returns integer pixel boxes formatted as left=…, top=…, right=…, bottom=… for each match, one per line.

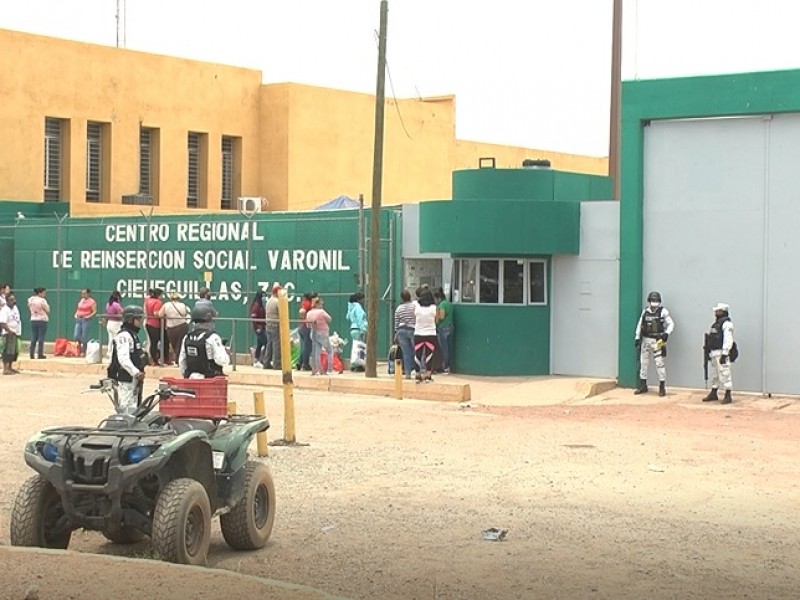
left=314, top=195, right=360, bottom=210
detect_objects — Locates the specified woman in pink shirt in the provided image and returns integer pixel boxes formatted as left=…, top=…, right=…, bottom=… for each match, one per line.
left=73, top=288, right=97, bottom=356
left=306, top=295, right=333, bottom=375
left=27, top=287, right=49, bottom=359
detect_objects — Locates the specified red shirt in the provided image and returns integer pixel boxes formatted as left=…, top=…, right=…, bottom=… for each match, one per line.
left=144, top=297, right=163, bottom=328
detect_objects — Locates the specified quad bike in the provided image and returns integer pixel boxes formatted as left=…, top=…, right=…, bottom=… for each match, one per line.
left=9, top=378, right=276, bottom=565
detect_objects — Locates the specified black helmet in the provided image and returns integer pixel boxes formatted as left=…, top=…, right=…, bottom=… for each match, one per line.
left=191, top=304, right=215, bottom=323
left=122, top=305, right=145, bottom=324
left=647, top=291, right=662, bottom=303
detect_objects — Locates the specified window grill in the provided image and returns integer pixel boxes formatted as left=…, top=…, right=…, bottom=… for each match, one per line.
left=139, top=127, right=152, bottom=196
left=44, top=118, right=62, bottom=202
left=86, top=122, right=102, bottom=202
left=187, top=132, right=200, bottom=208
left=221, top=136, right=233, bottom=209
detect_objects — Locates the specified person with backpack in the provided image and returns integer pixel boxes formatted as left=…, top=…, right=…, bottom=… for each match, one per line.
left=702, top=302, right=736, bottom=405
left=633, top=290, right=675, bottom=397
left=179, top=304, right=230, bottom=379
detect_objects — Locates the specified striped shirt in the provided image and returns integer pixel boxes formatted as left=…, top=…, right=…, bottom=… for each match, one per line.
left=394, top=301, right=416, bottom=331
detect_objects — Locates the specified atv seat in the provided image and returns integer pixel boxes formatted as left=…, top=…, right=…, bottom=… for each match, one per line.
left=169, top=419, right=218, bottom=435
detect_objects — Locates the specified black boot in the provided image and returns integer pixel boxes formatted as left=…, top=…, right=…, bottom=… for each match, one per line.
left=633, top=378, right=648, bottom=395
left=720, top=390, right=732, bottom=405
left=702, top=388, right=718, bottom=402
left=659, top=381, right=666, bottom=397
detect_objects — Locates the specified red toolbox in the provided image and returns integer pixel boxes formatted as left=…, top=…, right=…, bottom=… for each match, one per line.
left=158, top=376, right=228, bottom=419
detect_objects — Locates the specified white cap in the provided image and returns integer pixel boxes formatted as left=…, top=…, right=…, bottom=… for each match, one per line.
left=713, top=302, right=730, bottom=312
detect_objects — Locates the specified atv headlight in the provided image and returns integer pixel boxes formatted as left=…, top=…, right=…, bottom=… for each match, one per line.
left=41, top=442, right=59, bottom=462
left=124, top=445, right=154, bottom=464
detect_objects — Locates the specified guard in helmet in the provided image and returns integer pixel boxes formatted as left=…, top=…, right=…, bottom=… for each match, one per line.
left=702, top=303, right=735, bottom=405
left=633, top=291, right=675, bottom=396
left=107, top=305, right=146, bottom=414
left=178, top=304, right=230, bottom=378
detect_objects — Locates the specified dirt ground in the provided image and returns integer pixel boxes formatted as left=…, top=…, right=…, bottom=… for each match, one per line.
left=1, top=370, right=800, bottom=600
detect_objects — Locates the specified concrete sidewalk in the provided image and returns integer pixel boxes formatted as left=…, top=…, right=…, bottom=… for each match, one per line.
left=12, top=355, right=799, bottom=410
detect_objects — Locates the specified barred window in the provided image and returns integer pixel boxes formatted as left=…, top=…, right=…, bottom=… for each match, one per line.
left=139, top=127, right=152, bottom=196
left=187, top=132, right=200, bottom=208
left=221, top=136, right=233, bottom=209
left=86, top=121, right=103, bottom=202
left=44, top=118, right=62, bottom=202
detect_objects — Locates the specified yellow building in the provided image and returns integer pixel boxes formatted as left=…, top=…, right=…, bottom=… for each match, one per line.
left=1, top=28, right=608, bottom=216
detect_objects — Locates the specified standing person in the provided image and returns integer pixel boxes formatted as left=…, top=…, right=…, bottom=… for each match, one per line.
left=73, top=288, right=97, bottom=356
left=306, top=295, right=333, bottom=376
left=414, top=289, right=438, bottom=382
left=703, top=303, right=736, bottom=405
left=144, top=288, right=167, bottom=366
left=27, top=287, right=49, bottom=359
left=263, top=284, right=282, bottom=370
left=346, top=292, right=367, bottom=342
left=249, top=289, right=268, bottom=367
left=179, top=305, right=230, bottom=379
left=633, top=291, right=675, bottom=397
left=107, top=306, right=146, bottom=415
left=195, top=286, right=217, bottom=317
left=0, top=283, right=9, bottom=308
left=158, top=291, right=190, bottom=365
left=434, top=289, right=454, bottom=374
left=104, top=290, right=123, bottom=358
left=297, top=291, right=316, bottom=371
left=393, top=289, right=416, bottom=378
left=0, top=294, right=22, bottom=374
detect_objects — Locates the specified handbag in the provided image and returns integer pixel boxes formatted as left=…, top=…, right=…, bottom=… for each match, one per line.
left=54, top=337, right=69, bottom=356
left=63, top=340, right=81, bottom=357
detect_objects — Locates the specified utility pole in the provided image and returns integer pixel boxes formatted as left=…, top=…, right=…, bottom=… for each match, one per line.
left=365, top=0, right=388, bottom=378
left=609, top=0, right=622, bottom=201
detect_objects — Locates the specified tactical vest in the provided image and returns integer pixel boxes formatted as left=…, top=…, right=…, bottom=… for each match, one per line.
left=183, top=329, right=223, bottom=377
left=640, top=307, right=665, bottom=337
left=107, top=325, right=144, bottom=383
left=706, top=317, right=730, bottom=351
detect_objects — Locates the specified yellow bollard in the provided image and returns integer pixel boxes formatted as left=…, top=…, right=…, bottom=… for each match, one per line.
left=394, top=359, right=403, bottom=399
left=227, top=400, right=237, bottom=415
left=253, top=391, right=269, bottom=457
left=278, top=291, right=296, bottom=443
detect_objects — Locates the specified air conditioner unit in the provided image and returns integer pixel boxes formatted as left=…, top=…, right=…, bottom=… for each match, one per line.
left=237, top=196, right=263, bottom=212
left=121, top=194, right=153, bottom=205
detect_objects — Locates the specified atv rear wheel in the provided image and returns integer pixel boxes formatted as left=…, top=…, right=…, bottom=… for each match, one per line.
left=10, top=474, right=72, bottom=549
left=102, top=523, right=145, bottom=544
left=220, top=461, right=276, bottom=550
left=151, top=478, right=211, bottom=565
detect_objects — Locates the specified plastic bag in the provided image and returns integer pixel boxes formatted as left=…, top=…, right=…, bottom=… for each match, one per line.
left=85, top=339, right=102, bottom=364
left=350, top=340, right=366, bottom=368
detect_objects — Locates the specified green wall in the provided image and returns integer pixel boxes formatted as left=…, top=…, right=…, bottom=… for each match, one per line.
left=619, top=68, right=800, bottom=387
left=10, top=209, right=395, bottom=357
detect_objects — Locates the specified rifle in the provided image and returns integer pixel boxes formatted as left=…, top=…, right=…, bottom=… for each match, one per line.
left=702, top=334, right=710, bottom=388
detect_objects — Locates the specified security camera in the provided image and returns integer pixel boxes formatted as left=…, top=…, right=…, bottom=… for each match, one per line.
left=16, top=211, right=25, bottom=220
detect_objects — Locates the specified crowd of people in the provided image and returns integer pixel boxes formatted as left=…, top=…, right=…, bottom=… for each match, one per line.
left=0, top=282, right=459, bottom=382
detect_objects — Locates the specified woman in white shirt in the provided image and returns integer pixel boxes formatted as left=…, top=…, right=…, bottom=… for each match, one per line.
left=413, top=289, right=438, bottom=382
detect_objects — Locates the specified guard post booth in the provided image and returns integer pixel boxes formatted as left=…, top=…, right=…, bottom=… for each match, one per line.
left=418, top=160, right=618, bottom=377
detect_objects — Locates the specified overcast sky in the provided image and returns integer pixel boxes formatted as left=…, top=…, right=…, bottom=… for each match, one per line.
left=4, top=0, right=800, bottom=157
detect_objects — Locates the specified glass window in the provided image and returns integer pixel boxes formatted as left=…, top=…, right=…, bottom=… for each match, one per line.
left=44, top=117, right=62, bottom=202
left=187, top=132, right=200, bottom=208
left=529, top=261, right=546, bottom=304
left=479, top=260, right=499, bottom=304
left=454, top=258, right=548, bottom=306
left=86, top=121, right=103, bottom=202
left=503, top=260, right=524, bottom=304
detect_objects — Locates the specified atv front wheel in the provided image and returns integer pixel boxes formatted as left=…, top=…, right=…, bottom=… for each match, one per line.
left=220, top=461, right=276, bottom=550
left=10, top=474, right=72, bottom=549
left=151, top=478, right=211, bottom=565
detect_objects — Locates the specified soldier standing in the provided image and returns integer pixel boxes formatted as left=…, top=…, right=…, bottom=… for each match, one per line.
left=703, top=303, right=735, bottom=405
left=633, top=291, right=675, bottom=397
